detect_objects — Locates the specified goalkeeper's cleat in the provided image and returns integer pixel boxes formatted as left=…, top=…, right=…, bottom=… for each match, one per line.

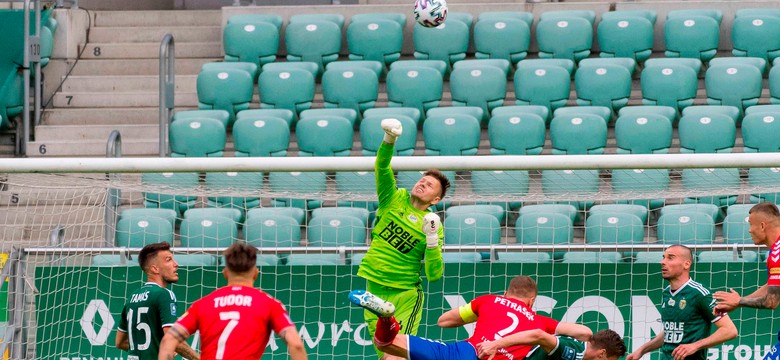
left=348, top=290, right=396, bottom=317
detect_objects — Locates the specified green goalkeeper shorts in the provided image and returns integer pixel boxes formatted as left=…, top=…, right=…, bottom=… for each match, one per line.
left=364, top=280, right=424, bottom=358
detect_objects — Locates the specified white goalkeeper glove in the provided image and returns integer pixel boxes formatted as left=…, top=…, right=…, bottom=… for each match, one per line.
left=381, top=118, right=403, bottom=144
left=422, top=213, right=442, bottom=248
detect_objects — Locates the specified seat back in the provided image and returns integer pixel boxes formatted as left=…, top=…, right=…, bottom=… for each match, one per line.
left=413, top=19, right=470, bottom=69
left=284, top=19, right=342, bottom=74
left=513, top=64, right=571, bottom=112
left=322, top=67, right=379, bottom=114
left=386, top=66, right=443, bottom=116
left=705, top=63, right=763, bottom=114
left=307, top=214, right=366, bottom=246
left=169, top=118, right=226, bottom=157
left=423, top=113, right=481, bottom=155
left=244, top=214, right=302, bottom=248
left=574, top=63, right=632, bottom=112
left=657, top=212, right=715, bottom=244
left=743, top=113, right=780, bottom=152
left=449, top=65, right=508, bottom=125
left=535, top=16, right=593, bottom=61
left=179, top=216, right=238, bottom=248
left=223, top=21, right=279, bottom=66
left=232, top=117, right=290, bottom=157
left=115, top=216, right=174, bottom=247
left=347, top=19, right=403, bottom=67
left=678, top=113, right=736, bottom=153
left=549, top=114, right=607, bottom=154
left=615, top=113, right=673, bottom=154
left=488, top=113, right=546, bottom=155
left=196, top=68, right=253, bottom=124
left=258, top=68, right=315, bottom=117
left=295, top=116, right=354, bottom=156
left=585, top=212, right=644, bottom=244
left=473, top=17, right=530, bottom=63
left=515, top=212, right=573, bottom=244
left=732, top=16, right=780, bottom=62
left=444, top=213, right=501, bottom=245
left=663, top=15, right=720, bottom=62
left=640, top=64, right=698, bottom=112
left=597, top=16, right=654, bottom=62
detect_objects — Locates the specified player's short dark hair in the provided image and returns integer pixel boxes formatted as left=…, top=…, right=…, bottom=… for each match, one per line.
left=224, top=243, right=257, bottom=274
left=506, top=275, right=538, bottom=298
left=666, top=244, right=693, bottom=262
left=750, top=202, right=780, bottom=218
left=590, top=329, right=627, bottom=359
left=423, top=169, right=451, bottom=199
left=138, top=242, right=171, bottom=273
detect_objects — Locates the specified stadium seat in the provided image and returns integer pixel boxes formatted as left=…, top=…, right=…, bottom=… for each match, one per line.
left=184, top=208, right=242, bottom=225
left=386, top=66, right=443, bottom=117
left=300, top=108, right=359, bottom=128
left=542, top=170, right=600, bottom=211
left=334, top=171, right=379, bottom=217
left=562, top=252, right=623, bottom=263
left=312, top=207, right=371, bottom=228
left=722, top=212, right=752, bottom=244
left=513, top=63, right=571, bottom=115
left=516, top=58, right=575, bottom=74
left=677, top=113, right=736, bottom=153
left=471, top=170, right=529, bottom=211
left=389, top=59, right=448, bottom=77
left=204, top=172, right=263, bottom=221
left=705, top=63, right=763, bottom=116
left=495, top=252, right=552, bottom=263
left=634, top=252, right=665, bottom=264
left=519, top=204, right=578, bottom=223
left=664, top=14, right=720, bottom=62
left=262, top=61, right=319, bottom=77
left=681, top=168, right=740, bottom=208
left=574, top=62, right=633, bottom=112
left=115, top=216, right=174, bottom=248
left=423, top=113, right=481, bottom=155
left=363, top=107, right=421, bottom=125
left=449, top=65, right=508, bottom=125
left=748, top=167, right=780, bottom=203
left=657, top=212, right=715, bottom=244
left=746, top=105, right=780, bottom=116
left=453, top=59, right=512, bottom=77
left=661, top=204, right=721, bottom=221
left=640, top=63, right=698, bottom=113
left=325, top=60, right=384, bottom=80
left=578, top=57, right=637, bottom=74
left=255, top=255, right=280, bottom=266
left=732, top=15, right=780, bottom=62
left=589, top=204, right=649, bottom=224
left=473, top=17, right=530, bottom=64
left=442, top=253, right=484, bottom=263
left=232, top=117, right=289, bottom=157
left=196, top=68, right=253, bottom=126
left=488, top=112, right=545, bottom=155
left=223, top=21, right=279, bottom=68
left=120, top=208, right=177, bottom=227
left=709, top=57, right=767, bottom=73
left=618, top=105, right=678, bottom=125
left=290, top=13, right=345, bottom=27
left=360, top=114, right=417, bottom=155
left=769, top=65, right=780, bottom=104
left=612, top=169, right=669, bottom=210
left=295, top=116, right=353, bottom=156
left=173, top=110, right=231, bottom=129
left=413, top=19, right=470, bottom=69
left=227, top=14, right=283, bottom=28
left=540, top=10, right=596, bottom=23
left=168, top=117, right=225, bottom=157
left=535, top=16, right=593, bottom=62
left=736, top=8, right=780, bottom=18
left=667, top=9, right=722, bottom=23
left=549, top=114, right=607, bottom=154
left=597, top=15, right=654, bottom=63
left=742, top=113, right=780, bottom=152
left=142, top=172, right=199, bottom=218
left=444, top=213, right=501, bottom=245
left=268, top=171, right=326, bottom=210
left=727, top=203, right=755, bottom=216
left=307, top=214, right=366, bottom=247
left=0, top=68, right=24, bottom=130
left=698, top=250, right=759, bottom=263
left=200, top=62, right=259, bottom=84
left=515, top=212, right=573, bottom=245
left=584, top=212, right=644, bottom=244
left=553, top=106, right=612, bottom=124
left=446, top=204, right=506, bottom=223
left=681, top=105, right=741, bottom=125
left=426, top=106, right=484, bottom=121
left=237, top=108, right=295, bottom=128
left=91, top=255, right=138, bottom=267
left=347, top=19, right=403, bottom=68
left=491, top=105, right=550, bottom=122
left=247, top=208, right=305, bottom=226
left=258, top=67, right=315, bottom=121
left=321, top=67, right=379, bottom=115
left=284, top=19, right=342, bottom=75
left=615, top=113, right=673, bottom=154
left=478, top=11, right=533, bottom=24
left=179, top=215, right=238, bottom=248
left=287, top=254, right=344, bottom=265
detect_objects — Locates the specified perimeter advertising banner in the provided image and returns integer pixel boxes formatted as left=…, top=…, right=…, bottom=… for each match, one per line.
left=35, top=263, right=775, bottom=360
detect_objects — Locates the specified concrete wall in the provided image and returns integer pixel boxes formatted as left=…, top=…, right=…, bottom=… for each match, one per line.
left=77, top=0, right=175, bottom=10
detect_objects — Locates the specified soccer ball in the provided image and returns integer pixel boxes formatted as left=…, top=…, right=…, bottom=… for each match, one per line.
left=414, top=0, right=448, bottom=28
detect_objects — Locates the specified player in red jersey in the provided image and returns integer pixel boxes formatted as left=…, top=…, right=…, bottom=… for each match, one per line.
left=349, top=275, right=592, bottom=360
left=158, top=243, right=307, bottom=360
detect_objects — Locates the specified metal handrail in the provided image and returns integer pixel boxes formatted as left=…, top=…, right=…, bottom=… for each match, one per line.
left=159, top=34, right=175, bottom=157
left=104, top=130, right=121, bottom=246
left=106, top=130, right=122, bottom=158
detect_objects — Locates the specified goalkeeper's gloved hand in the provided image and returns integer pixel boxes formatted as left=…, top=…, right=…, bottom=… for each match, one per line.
left=381, top=118, right=403, bottom=144
left=422, top=213, right=442, bottom=248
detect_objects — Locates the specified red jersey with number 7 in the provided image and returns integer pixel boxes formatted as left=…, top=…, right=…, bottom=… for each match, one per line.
left=466, top=294, right=559, bottom=360
left=176, top=285, right=295, bottom=360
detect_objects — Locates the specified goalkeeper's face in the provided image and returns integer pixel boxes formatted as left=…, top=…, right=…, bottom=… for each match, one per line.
left=411, top=175, right=443, bottom=205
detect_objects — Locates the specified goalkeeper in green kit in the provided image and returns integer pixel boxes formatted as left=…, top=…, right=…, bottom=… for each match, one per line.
left=356, top=117, right=450, bottom=360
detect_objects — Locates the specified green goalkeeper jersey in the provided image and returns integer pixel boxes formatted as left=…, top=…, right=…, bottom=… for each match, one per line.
left=659, top=279, right=719, bottom=360
left=526, top=336, right=585, bottom=360
left=357, top=142, right=444, bottom=289
left=118, top=282, right=179, bottom=360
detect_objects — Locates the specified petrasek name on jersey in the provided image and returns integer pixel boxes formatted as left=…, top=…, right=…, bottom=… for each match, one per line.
left=663, top=321, right=684, bottom=343
left=130, top=291, right=149, bottom=303
left=378, top=220, right=421, bottom=254
left=493, top=297, right=534, bottom=321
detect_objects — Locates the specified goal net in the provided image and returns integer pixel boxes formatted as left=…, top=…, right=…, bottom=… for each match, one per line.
left=0, top=154, right=777, bottom=360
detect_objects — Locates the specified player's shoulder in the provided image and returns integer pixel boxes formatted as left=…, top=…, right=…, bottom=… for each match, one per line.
left=686, top=279, right=712, bottom=297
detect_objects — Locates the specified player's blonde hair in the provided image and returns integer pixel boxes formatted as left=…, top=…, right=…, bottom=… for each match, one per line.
left=506, top=275, right=538, bottom=298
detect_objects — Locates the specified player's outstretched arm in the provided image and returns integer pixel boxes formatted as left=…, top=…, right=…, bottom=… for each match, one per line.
left=115, top=330, right=129, bottom=351
left=375, top=118, right=402, bottom=206
left=671, top=314, right=736, bottom=360
left=437, top=306, right=469, bottom=328
left=477, top=329, right=557, bottom=359
left=158, top=324, right=191, bottom=360
left=625, top=331, right=664, bottom=360
left=554, top=322, right=592, bottom=341
left=280, top=326, right=308, bottom=360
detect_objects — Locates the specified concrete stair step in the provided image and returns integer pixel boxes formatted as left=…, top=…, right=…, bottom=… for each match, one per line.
left=62, top=75, right=198, bottom=93
left=70, top=58, right=221, bottom=76
left=79, top=42, right=223, bottom=59
left=42, top=107, right=197, bottom=125
left=53, top=91, right=199, bottom=107
left=94, top=10, right=222, bottom=27
left=27, top=139, right=161, bottom=157
left=35, top=124, right=160, bottom=141
left=89, top=26, right=222, bottom=43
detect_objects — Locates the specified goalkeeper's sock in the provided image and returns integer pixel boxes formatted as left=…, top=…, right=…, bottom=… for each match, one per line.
left=374, top=316, right=399, bottom=347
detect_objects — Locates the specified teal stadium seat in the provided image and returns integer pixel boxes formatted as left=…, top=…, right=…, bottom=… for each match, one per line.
left=446, top=204, right=505, bottom=223
left=495, top=252, right=552, bottom=263
left=449, top=65, right=508, bottom=125
left=681, top=168, right=740, bottom=208
left=169, top=117, right=225, bottom=157
left=390, top=59, right=448, bottom=77
left=179, top=215, right=238, bottom=248
left=223, top=21, right=279, bottom=68
left=184, top=208, right=242, bottom=225
left=516, top=58, right=576, bottom=74
left=423, top=113, right=481, bottom=155
left=231, top=116, right=290, bottom=157
left=769, top=63, right=780, bottom=104
left=474, top=17, right=530, bottom=64
left=722, top=212, right=752, bottom=244
left=295, top=116, right=353, bottom=156
left=92, top=255, right=138, bottom=267
left=247, top=208, right=306, bottom=226
left=678, top=113, right=736, bottom=153
left=120, top=208, right=177, bottom=228
left=115, top=216, right=174, bottom=248
left=727, top=204, right=755, bottom=216
left=289, top=13, right=345, bottom=28
left=589, top=204, right=649, bottom=223
left=307, top=214, right=366, bottom=247
left=540, top=10, right=595, bottom=24
left=244, top=214, right=301, bottom=248
left=142, top=172, right=199, bottom=217
left=585, top=212, right=644, bottom=244
left=519, top=204, right=578, bottom=223
left=300, top=108, right=359, bottom=128
left=196, top=68, right=253, bottom=125
left=255, top=255, right=280, bottom=266
left=634, top=252, right=663, bottom=264
left=326, top=60, right=383, bottom=80
left=478, top=11, right=534, bottom=25
left=0, top=68, right=23, bottom=130
left=513, top=62, right=571, bottom=115
left=550, top=114, right=607, bottom=154
left=491, top=105, right=550, bottom=122
left=471, top=170, right=529, bottom=211
left=641, top=63, right=698, bottom=113
left=709, top=57, right=767, bottom=73
left=618, top=105, right=677, bottom=123
left=612, top=169, right=669, bottom=210
left=205, top=172, right=264, bottom=221
left=444, top=213, right=501, bottom=245
left=681, top=105, right=741, bottom=125
left=615, top=113, right=673, bottom=154
left=442, top=253, right=484, bottom=263
left=667, top=9, right=722, bottom=23
left=705, top=63, right=763, bottom=115
left=350, top=12, right=406, bottom=26
left=335, top=171, right=379, bottom=215
left=426, top=106, right=484, bottom=122
left=575, top=62, right=633, bottom=112
left=740, top=113, right=780, bottom=152
left=312, top=207, right=371, bottom=228
left=515, top=212, right=573, bottom=244
left=657, top=212, right=715, bottom=244
left=322, top=67, right=379, bottom=115
left=748, top=167, right=780, bottom=203
left=453, top=59, right=512, bottom=77
left=698, top=250, right=759, bottom=263
left=386, top=65, right=443, bottom=117
left=363, top=107, right=421, bottom=125
left=661, top=204, right=721, bottom=222
left=488, top=112, right=545, bottom=155
left=732, top=15, right=780, bottom=62
left=579, top=57, right=637, bottom=74
left=173, top=110, right=230, bottom=129
left=664, top=13, right=720, bottom=62
left=542, top=170, right=600, bottom=211
left=360, top=114, right=417, bottom=156
left=227, top=14, right=283, bottom=29
left=597, top=13, right=654, bottom=62
left=553, top=106, right=612, bottom=124
left=258, top=67, right=315, bottom=121
left=535, top=15, right=593, bottom=62
left=285, top=20, right=342, bottom=75
left=262, top=61, right=319, bottom=77
left=269, top=171, right=326, bottom=210
left=347, top=18, right=403, bottom=68
left=201, top=62, right=259, bottom=81
left=563, top=252, right=623, bottom=263
left=413, top=19, right=470, bottom=69
left=237, top=108, right=295, bottom=128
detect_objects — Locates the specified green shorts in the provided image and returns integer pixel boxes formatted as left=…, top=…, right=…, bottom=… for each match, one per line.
left=364, top=280, right=425, bottom=358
